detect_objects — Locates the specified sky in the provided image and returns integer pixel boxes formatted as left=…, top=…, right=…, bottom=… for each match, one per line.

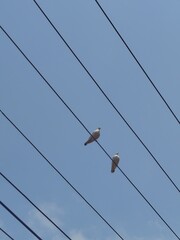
left=0, top=0, right=180, bottom=240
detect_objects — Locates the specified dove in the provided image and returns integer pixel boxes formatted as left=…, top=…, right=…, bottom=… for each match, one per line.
left=111, top=153, right=120, bottom=173
left=84, top=128, right=101, bottom=146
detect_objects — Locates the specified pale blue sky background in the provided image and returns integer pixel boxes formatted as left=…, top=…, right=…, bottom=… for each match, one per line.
left=0, top=1, right=180, bottom=240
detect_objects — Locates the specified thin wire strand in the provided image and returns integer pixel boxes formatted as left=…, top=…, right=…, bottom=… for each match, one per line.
left=0, top=24, right=179, bottom=239
left=0, top=172, right=72, bottom=240
left=1, top=110, right=179, bottom=239
left=94, top=0, right=179, bottom=125
left=0, top=228, right=15, bottom=240
left=30, top=2, right=180, bottom=193
left=0, top=201, right=43, bottom=240
left=0, top=111, right=125, bottom=240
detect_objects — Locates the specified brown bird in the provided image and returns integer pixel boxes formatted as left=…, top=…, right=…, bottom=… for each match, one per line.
left=84, top=128, right=101, bottom=146
left=111, top=153, right=120, bottom=173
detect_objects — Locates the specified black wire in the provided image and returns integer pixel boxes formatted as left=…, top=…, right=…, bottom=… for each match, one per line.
left=0, top=111, right=125, bottom=240
left=0, top=172, right=72, bottom=240
left=0, top=201, right=43, bottom=240
left=1, top=111, right=179, bottom=239
left=30, top=1, right=180, bottom=193
left=94, top=0, right=179, bottom=125
left=0, top=25, right=179, bottom=239
left=0, top=228, right=15, bottom=240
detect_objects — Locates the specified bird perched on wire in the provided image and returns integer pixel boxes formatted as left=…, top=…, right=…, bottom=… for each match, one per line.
left=84, top=128, right=101, bottom=146
left=111, top=153, right=120, bottom=173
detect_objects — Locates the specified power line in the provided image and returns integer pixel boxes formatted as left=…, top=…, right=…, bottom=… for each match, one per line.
left=0, top=228, right=15, bottom=240
left=0, top=23, right=179, bottom=239
left=30, top=1, right=180, bottom=193
left=0, top=201, right=43, bottom=240
left=1, top=110, right=179, bottom=239
left=0, top=172, right=72, bottom=240
left=94, top=0, right=180, bottom=125
left=0, top=24, right=179, bottom=238
left=0, top=111, right=125, bottom=240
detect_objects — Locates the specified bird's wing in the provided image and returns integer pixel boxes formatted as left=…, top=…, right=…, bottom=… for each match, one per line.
left=111, top=156, right=120, bottom=173
left=111, top=161, right=116, bottom=172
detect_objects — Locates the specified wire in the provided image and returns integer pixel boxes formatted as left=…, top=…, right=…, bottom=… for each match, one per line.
left=0, top=112, right=125, bottom=240
left=1, top=110, right=179, bottom=239
left=0, top=228, right=15, bottom=240
left=0, top=201, right=43, bottom=240
left=1, top=24, right=179, bottom=239
left=0, top=24, right=179, bottom=239
left=1, top=172, right=73, bottom=240
left=30, top=2, right=180, bottom=193
left=94, top=0, right=180, bottom=125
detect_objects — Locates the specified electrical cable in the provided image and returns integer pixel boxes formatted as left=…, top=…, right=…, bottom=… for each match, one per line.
left=0, top=24, right=179, bottom=239
left=0, top=227, right=15, bottom=240
left=1, top=110, right=179, bottom=239
left=0, top=201, right=43, bottom=240
left=0, top=111, right=125, bottom=240
left=0, top=172, right=75, bottom=240
left=94, top=0, right=180, bottom=125
left=30, top=2, right=180, bottom=193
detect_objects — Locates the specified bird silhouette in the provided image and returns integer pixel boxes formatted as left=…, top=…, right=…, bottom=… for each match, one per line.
left=111, top=153, right=120, bottom=173
left=84, top=128, right=101, bottom=146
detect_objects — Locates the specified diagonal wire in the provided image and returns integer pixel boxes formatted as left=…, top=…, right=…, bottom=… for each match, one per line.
left=0, top=172, right=72, bottom=240
left=30, top=1, right=180, bottom=193
left=0, top=228, right=15, bottom=240
left=0, top=110, right=125, bottom=240
left=94, top=0, right=179, bottom=125
left=0, top=201, right=43, bottom=240
left=0, top=24, right=179, bottom=239
left=1, top=110, right=179, bottom=239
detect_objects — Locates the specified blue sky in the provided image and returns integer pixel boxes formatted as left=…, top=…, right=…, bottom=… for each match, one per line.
left=1, top=0, right=180, bottom=240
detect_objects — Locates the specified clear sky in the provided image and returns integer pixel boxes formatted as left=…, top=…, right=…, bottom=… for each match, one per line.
left=1, top=1, right=180, bottom=240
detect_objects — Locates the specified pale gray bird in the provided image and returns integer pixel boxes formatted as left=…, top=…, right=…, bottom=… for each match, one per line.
left=111, top=153, right=120, bottom=173
left=84, top=128, right=101, bottom=146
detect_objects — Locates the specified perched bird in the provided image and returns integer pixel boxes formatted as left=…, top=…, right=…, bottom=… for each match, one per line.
left=84, top=128, right=101, bottom=146
left=111, top=153, right=120, bottom=173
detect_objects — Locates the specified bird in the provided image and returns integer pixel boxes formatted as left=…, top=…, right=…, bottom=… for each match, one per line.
left=84, top=128, right=101, bottom=146
left=111, top=153, right=120, bottom=173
